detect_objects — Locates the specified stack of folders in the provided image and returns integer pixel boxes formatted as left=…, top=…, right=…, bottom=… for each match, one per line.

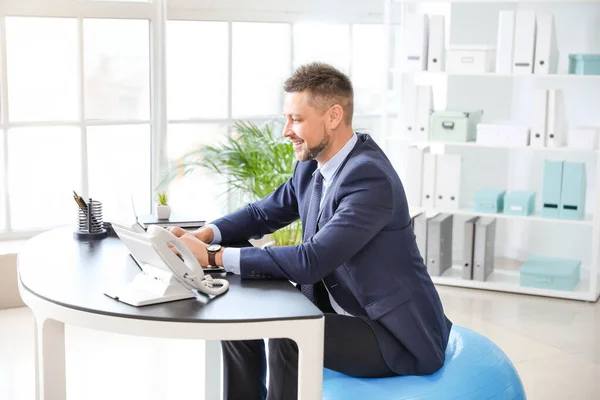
left=405, top=147, right=462, bottom=211
left=402, top=84, right=433, bottom=143
left=530, top=89, right=567, bottom=148
left=412, top=213, right=453, bottom=277
left=462, top=217, right=497, bottom=281
left=496, top=11, right=558, bottom=75
left=402, top=13, right=446, bottom=73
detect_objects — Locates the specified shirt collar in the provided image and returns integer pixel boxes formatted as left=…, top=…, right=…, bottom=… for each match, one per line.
left=316, top=133, right=358, bottom=184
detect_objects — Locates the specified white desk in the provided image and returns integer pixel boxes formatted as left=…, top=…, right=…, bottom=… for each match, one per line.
left=17, top=227, right=324, bottom=400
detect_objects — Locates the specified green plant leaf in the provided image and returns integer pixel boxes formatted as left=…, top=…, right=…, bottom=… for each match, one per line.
left=160, top=119, right=302, bottom=245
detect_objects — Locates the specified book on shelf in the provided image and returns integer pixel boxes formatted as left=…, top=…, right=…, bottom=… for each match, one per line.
left=137, top=213, right=206, bottom=229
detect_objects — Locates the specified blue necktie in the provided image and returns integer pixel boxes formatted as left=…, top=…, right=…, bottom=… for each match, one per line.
left=301, top=170, right=334, bottom=312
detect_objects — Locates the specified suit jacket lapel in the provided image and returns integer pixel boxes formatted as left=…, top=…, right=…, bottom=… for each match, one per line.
left=314, top=136, right=364, bottom=226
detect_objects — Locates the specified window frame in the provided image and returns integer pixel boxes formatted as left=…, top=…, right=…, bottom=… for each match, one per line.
left=0, top=0, right=388, bottom=240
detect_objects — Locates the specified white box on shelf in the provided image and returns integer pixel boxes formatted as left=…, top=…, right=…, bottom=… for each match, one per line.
left=546, top=89, right=566, bottom=148
left=534, top=14, right=559, bottom=75
left=502, top=125, right=531, bottom=146
left=415, top=85, right=433, bottom=141
left=435, top=154, right=461, bottom=210
left=568, top=127, right=599, bottom=150
left=446, top=45, right=496, bottom=74
left=403, top=13, right=429, bottom=72
left=427, top=15, right=446, bottom=72
left=476, top=124, right=503, bottom=146
left=422, top=153, right=437, bottom=208
left=531, top=89, right=548, bottom=147
left=513, top=11, right=537, bottom=75
left=477, top=124, right=530, bottom=146
left=496, top=10, right=516, bottom=74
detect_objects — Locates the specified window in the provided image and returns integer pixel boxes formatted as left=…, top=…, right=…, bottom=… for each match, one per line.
left=293, top=23, right=351, bottom=74
left=0, top=1, right=387, bottom=238
left=352, top=24, right=385, bottom=115
left=0, top=131, right=6, bottom=231
left=232, top=23, right=291, bottom=118
left=166, top=124, right=228, bottom=221
left=6, top=17, right=78, bottom=122
left=84, top=19, right=150, bottom=121
left=167, top=21, right=228, bottom=120
left=8, top=127, right=81, bottom=230
left=87, top=125, right=152, bottom=221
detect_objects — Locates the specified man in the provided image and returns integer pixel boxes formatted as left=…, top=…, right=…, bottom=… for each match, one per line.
left=168, top=62, right=452, bottom=400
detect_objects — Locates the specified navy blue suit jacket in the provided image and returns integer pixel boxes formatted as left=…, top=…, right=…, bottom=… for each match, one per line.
left=212, top=133, right=452, bottom=375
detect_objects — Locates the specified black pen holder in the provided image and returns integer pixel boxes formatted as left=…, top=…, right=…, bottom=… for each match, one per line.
left=74, top=198, right=107, bottom=241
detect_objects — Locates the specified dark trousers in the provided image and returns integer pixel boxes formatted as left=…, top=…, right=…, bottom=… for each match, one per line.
left=221, top=313, right=396, bottom=400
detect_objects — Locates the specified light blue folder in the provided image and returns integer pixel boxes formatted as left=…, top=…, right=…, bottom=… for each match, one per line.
left=560, top=162, right=586, bottom=220
left=541, top=160, right=563, bottom=218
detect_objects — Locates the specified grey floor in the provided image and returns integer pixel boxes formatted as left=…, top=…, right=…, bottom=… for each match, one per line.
left=1, top=285, right=599, bottom=399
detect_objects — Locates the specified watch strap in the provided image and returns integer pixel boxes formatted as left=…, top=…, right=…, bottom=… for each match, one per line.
left=208, top=250, right=217, bottom=266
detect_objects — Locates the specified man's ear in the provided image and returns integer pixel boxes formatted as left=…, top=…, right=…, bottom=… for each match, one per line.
left=328, top=104, right=344, bottom=130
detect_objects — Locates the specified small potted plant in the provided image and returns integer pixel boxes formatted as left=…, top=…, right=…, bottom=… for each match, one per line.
left=155, top=191, right=171, bottom=220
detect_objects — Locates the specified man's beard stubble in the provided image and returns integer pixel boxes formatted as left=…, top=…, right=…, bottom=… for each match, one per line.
left=301, top=126, right=330, bottom=162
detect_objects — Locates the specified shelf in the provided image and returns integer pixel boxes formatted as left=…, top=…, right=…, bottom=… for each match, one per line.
left=385, top=137, right=599, bottom=154
left=411, top=206, right=594, bottom=226
left=389, top=70, right=600, bottom=80
left=432, top=266, right=594, bottom=301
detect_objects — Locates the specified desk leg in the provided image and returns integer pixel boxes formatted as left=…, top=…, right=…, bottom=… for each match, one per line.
left=204, top=340, right=222, bottom=400
left=34, top=316, right=66, bottom=400
left=294, top=318, right=324, bottom=400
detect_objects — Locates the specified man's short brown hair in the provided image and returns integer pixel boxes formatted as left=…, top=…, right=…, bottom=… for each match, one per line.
left=284, top=62, right=354, bottom=125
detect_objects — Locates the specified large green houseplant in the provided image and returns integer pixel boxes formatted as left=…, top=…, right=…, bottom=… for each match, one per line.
left=160, top=120, right=302, bottom=246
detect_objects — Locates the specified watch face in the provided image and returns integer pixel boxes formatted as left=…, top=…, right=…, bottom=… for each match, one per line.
left=207, top=244, right=221, bottom=252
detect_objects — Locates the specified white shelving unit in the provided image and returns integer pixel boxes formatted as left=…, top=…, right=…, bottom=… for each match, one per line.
left=381, top=0, right=600, bottom=302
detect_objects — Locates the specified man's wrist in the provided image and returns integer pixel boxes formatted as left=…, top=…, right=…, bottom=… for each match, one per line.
left=215, top=248, right=224, bottom=266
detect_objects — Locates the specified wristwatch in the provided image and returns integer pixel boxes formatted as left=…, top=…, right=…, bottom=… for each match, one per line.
left=207, top=244, right=222, bottom=266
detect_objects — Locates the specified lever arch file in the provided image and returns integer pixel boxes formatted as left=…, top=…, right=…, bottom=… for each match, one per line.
left=403, top=13, right=429, bottom=72
left=513, top=11, right=537, bottom=74
left=531, top=89, right=548, bottom=148
left=427, top=15, right=445, bottom=72
left=462, top=216, right=480, bottom=280
left=422, top=153, right=438, bottom=208
left=534, top=14, right=559, bottom=75
left=427, top=213, right=453, bottom=277
left=496, top=10, right=516, bottom=74
left=473, top=217, right=496, bottom=281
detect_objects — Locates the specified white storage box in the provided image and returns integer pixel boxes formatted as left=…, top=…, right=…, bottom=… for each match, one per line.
left=477, top=124, right=530, bottom=146
left=568, top=127, right=599, bottom=150
left=446, top=45, right=496, bottom=73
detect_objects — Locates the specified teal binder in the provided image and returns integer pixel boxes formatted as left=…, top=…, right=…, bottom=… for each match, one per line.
left=560, top=162, right=586, bottom=220
left=541, top=160, right=563, bottom=218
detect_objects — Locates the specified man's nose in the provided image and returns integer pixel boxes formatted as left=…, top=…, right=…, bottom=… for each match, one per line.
left=283, top=121, right=293, bottom=137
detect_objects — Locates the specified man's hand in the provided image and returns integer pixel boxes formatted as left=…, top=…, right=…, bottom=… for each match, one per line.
left=171, top=232, right=210, bottom=267
left=166, top=226, right=214, bottom=243
left=165, top=227, right=224, bottom=268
